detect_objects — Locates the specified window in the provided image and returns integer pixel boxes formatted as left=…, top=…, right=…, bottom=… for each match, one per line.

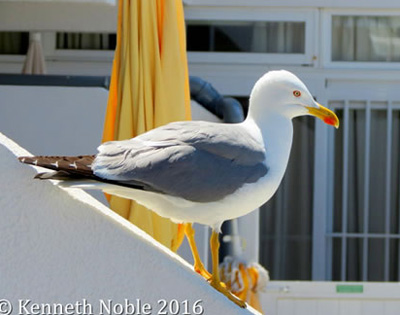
left=38, top=32, right=115, bottom=62
left=185, top=8, right=317, bottom=65
left=322, top=11, right=400, bottom=68
left=56, top=32, right=116, bottom=50
left=0, top=32, right=29, bottom=55
left=332, top=16, right=400, bottom=62
left=187, top=21, right=305, bottom=54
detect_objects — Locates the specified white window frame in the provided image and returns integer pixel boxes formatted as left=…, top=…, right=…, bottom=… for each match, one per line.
left=0, top=55, right=26, bottom=63
left=322, top=9, right=400, bottom=70
left=185, top=7, right=318, bottom=66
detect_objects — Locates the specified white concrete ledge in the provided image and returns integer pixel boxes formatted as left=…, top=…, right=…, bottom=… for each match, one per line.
left=0, top=133, right=259, bottom=315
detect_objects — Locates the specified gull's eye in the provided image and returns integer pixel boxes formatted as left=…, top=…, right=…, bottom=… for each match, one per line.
left=293, top=90, right=301, bottom=97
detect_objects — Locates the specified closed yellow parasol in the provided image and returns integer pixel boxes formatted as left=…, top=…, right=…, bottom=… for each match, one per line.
left=102, top=0, right=191, bottom=251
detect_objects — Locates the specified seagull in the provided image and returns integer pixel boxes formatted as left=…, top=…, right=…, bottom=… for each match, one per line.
left=19, top=70, right=339, bottom=308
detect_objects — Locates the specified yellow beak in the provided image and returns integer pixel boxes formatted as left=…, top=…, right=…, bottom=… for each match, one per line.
left=306, top=103, right=339, bottom=129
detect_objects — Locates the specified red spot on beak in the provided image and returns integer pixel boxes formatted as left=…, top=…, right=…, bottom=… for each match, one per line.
left=324, top=117, right=337, bottom=126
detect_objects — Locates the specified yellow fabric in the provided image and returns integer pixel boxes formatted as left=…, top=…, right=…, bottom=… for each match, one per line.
left=103, top=0, right=190, bottom=251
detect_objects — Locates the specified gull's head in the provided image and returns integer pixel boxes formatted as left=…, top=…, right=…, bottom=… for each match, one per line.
left=249, top=70, right=339, bottom=128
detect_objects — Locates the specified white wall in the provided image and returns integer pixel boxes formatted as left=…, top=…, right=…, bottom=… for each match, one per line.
left=0, top=132, right=259, bottom=315
left=0, top=85, right=108, bottom=156
left=0, top=2, right=117, bottom=32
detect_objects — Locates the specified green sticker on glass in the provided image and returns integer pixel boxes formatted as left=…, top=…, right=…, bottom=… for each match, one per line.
left=336, top=284, right=364, bottom=293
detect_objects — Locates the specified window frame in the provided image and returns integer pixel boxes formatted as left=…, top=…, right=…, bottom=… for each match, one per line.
left=0, top=55, right=26, bottom=63
left=322, top=9, right=400, bottom=69
left=185, top=7, right=318, bottom=66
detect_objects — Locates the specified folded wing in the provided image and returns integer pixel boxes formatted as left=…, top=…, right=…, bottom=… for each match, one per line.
left=93, top=121, right=268, bottom=203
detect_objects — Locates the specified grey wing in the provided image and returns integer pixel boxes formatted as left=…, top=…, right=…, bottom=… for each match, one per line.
left=92, top=121, right=268, bottom=202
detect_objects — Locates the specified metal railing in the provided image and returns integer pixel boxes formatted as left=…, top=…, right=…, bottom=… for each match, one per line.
left=328, top=100, right=400, bottom=281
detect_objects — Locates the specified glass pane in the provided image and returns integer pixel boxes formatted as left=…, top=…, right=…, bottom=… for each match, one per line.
left=185, top=25, right=211, bottom=52
left=368, top=238, right=385, bottom=281
left=333, top=108, right=344, bottom=233
left=56, top=32, right=116, bottom=50
left=389, top=239, right=399, bottom=281
left=187, top=21, right=305, bottom=53
left=346, top=238, right=364, bottom=281
left=347, top=108, right=366, bottom=233
left=214, top=23, right=253, bottom=52
left=390, top=109, right=400, bottom=234
left=0, top=32, right=29, bottom=55
left=332, top=237, right=342, bottom=281
left=332, top=16, right=400, bottom=62
left=369, top=109, right=387, bottom=233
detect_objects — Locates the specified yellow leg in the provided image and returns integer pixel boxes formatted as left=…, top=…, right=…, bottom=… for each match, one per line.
left=209, top=230, right=246, bottom=308
left=184, top=223, right=212, bottom=280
